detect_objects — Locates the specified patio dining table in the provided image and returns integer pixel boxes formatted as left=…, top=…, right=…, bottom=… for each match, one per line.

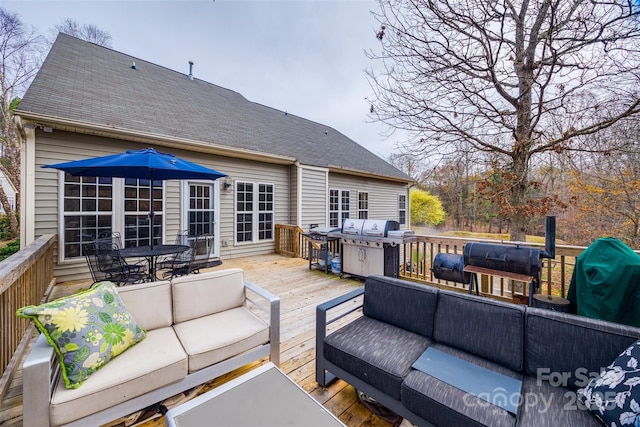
left=119, top=244, right=189, bottom=281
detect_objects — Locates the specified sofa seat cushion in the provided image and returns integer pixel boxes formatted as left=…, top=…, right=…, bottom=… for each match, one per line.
left=516, top=377, right=602, bottom=427
left=402, top=344, right=521, bottom=427
left=324, top=316, right=431, bottom=400
left=173, top=306, right=269, bottom=373
left=49, top=327, right=187, bottom=426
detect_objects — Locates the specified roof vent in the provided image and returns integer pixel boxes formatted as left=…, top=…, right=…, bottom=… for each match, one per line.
left=131, top=62, right=137, bottom=70
left=188, top=61, right=194, bottom=80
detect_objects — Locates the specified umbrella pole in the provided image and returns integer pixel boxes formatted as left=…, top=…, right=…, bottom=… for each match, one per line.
left=149, top=170, right=154, bottom=250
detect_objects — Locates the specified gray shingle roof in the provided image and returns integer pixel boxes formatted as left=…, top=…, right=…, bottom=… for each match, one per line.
left=18, top=33, right=410, bottom=182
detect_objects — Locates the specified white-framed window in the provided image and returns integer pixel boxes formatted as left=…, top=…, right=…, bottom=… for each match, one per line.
left=61, top=174, right=113, bottom=259
left=123, top=178, right=163, bottom=247
left=188, top=182, right=215, bottom=236
left=236, top=181, right=274, bottom=243
left=329, top=189, right=350, bottom=228
left=358, top=191, right=369, bottom=219
left=399, top=194, right=407, bottom=225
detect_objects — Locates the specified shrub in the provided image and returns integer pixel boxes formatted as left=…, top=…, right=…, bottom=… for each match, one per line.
left=0, top=239, right=20, bottom=261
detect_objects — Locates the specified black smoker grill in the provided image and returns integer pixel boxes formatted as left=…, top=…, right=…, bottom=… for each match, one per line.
left=328, top=219, right=415, bottom=279
left=432, top=216, right=556, bottom=306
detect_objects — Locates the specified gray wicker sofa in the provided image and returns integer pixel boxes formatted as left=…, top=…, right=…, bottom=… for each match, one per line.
left=316, top=275, right=640, bottom=427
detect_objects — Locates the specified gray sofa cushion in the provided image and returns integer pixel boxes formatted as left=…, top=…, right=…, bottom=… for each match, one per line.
left=363, top=275, right=439, bottom=338
left=515, top=376, right=602, bottom=427
left=434, top=290, right=526, bottom=371
left=402, top=344, right=521, bottom=427
left=324, top=316, right=431, bottom=400
left=525, top=307, right=640, bottom=389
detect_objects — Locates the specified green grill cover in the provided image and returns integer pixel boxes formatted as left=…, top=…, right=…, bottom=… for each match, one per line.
left=567, top=237, right=640, bottom=327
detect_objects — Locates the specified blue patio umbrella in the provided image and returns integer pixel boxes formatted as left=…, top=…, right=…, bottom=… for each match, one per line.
left=43, top=147, right=227, bottom=249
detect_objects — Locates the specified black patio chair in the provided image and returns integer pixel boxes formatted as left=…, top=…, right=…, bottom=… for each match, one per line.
left=85, top=242, right=110, bottom=285
left=94, top=240, right=147, bottom=285
left=155, top=230, right=190, bottom=266
left=98, top=231, right=124, bottom=248
left=187, top=234, right=214, bottom=274
left=157, top=234, right=204, bottom=279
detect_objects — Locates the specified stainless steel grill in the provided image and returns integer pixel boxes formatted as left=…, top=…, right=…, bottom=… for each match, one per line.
left=329, top=219, right=415, bottom=278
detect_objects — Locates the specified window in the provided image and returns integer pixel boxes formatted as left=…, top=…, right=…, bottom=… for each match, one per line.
left=329, top=189, right=350, bottom=228
left=123, top=178, right=163, bottom=247
left=62, top=174, right=113, bottom=259
left=258, top=184, right=274, bottom=240
left=236, top=181, right=274, bottom=243
left=358, top=192, right=369, bottom=219
left=188, top=183, right=214, bottom=236
left=399, top=194, right=407, bottom=225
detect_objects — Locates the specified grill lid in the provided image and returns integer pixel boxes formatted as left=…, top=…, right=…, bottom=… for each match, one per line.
left=309, top=226, right=341, bottom=235
left=341, top=219, right=366, bottom=235
left=362, top=219, right=399, bottom=237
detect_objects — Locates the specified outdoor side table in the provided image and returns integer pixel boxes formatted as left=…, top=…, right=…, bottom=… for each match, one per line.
left=165, top=362, right=345, bottom=427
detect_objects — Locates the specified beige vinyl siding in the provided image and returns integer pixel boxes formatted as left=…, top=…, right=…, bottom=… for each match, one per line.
left=222, top=157, right=290, bottom=259
left=36, top=132, right=141, bottom=282
left=34, top=131, right=291, bottom=282
left=289, top=165, right=298, bottom=226
left=328, top=173, right=409, bottom=227
left=300, top=166, right=328, bottom=231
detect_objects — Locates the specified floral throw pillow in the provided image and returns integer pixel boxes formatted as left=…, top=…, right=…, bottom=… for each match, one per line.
left=578, top=339, right=640, bottom=426
left=17, top=281, right=146, bottom=389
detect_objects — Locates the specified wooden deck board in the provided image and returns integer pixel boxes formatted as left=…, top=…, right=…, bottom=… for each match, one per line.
left=0, top=254, right=412, bottom=427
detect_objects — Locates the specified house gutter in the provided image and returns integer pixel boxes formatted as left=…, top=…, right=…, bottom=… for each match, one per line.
left=327, top=164, right=414, bottom=185
left=14, top=111, right=296, bottom=165
left=14, top=116, right=36, bottom=245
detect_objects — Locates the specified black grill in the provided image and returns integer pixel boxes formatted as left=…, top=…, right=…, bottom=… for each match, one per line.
left=463, top=243, right=543, bottom=278
left=431, top=253, right=470, bottom=284
left=437, top=216, right=557, bottom=305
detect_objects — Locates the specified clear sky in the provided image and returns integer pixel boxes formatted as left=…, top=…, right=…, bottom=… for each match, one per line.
left=3, top=0, right=403, bottom=159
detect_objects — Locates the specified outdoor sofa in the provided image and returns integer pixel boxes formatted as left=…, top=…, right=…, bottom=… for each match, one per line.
left=316, top=274, right=640, bottom=426
left=21, top=268, right=280, bottom=427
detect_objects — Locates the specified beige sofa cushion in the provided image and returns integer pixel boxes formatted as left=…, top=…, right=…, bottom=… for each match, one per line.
left=117, top=280, right=173, bottom=330
left=49, top=327, right=187, bottom=426
left=173, top=307, right=269, bottom=373
left=172, top=268, right=245, bottom=323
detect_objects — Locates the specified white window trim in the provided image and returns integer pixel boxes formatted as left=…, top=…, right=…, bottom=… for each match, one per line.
left=398, top=193, right=407, bottom=226
left=234, top=180, right=275, bottom=245
left=180, top=180, right=221, bottom=258
left=358, top=191, right=369, bottom=219
left=57, top=174, right=166, bottom=263
left=329, top=188, right=351, bottom=228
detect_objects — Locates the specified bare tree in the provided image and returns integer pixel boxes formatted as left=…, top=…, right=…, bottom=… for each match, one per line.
left=564, top=118, right=640, bottom=246
left=367, top=0, right=640, bottom=241
left=51, top=18, right=112, bottom=47
left=0, top=8, right=43, bottom=238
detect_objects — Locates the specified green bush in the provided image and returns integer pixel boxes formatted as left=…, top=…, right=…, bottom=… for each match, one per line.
left=0, top=214, right=13, bottom=240
left=0, top=239, right=20, bottom=261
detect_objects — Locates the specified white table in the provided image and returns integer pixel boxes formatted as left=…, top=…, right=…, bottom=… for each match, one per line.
left=165, top=363, right=345, bottom=427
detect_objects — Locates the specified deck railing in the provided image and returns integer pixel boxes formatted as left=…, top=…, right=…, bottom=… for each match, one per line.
left=0, top=234, right=56, bottom=401
left=274, top=224, right=586, bottom=303
left=274, top=224, right=305, bottom=257
left=400, top=235, right=585, bottom=303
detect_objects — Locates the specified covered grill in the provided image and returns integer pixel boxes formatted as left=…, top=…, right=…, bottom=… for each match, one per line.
left=328, top=219, right=415, bottom=278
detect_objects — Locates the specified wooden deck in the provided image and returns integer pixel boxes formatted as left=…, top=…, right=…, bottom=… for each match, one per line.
left=0, top=254, right=410, bottom=427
